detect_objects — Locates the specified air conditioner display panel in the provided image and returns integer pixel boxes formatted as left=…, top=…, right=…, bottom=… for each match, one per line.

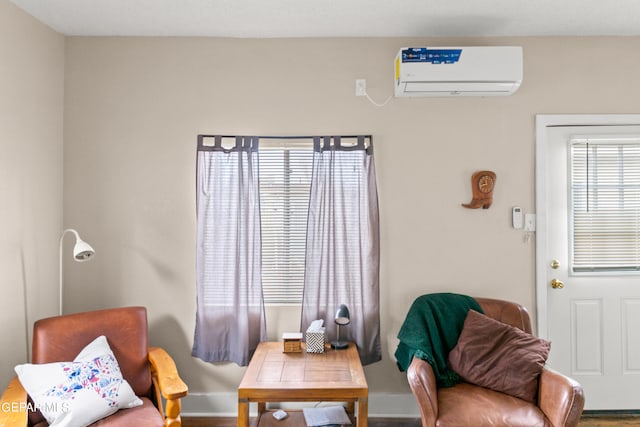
left=401, top=48, right=462, bottom=64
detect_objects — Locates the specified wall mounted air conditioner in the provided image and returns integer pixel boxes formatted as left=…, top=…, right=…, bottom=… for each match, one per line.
left=394, top=46, right=523, bottom=97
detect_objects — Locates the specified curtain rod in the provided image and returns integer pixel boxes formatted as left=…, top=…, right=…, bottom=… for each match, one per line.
left=197, top=134, right=374, bottom=154
left=198, top=134, right=372, bottom=140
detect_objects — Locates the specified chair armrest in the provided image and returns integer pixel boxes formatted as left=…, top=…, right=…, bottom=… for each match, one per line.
left=148, top=347, right=188, bottom=400
left=0, top=376, right=28, bottom=426
left=538, top=367, right=585, bottom=427
left=407, top=357, right=438, bottom=427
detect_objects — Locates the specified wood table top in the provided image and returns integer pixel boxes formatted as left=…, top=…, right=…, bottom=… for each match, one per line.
left=238, top=341, right=368, bottom=399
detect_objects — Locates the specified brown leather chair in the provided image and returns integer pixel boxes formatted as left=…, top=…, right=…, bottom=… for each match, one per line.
left=0, top=307, right=188, bottom=427
left=407, top=298, right=585, bottom=427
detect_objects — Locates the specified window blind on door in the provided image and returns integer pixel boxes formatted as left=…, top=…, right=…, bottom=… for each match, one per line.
left=258, top=140, right=313, bottom=303
left=570, top=138, right=640, bottom=273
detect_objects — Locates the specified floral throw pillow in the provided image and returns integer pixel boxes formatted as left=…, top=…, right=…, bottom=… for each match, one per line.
left=15, top=335, right=142, bottom=427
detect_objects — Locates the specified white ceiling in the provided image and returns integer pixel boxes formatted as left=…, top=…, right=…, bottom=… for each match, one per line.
left=9, top=0, right=640, bottom=38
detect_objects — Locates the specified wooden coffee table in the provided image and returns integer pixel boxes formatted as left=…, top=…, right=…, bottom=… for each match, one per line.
left=238, top=341, right=368, bottom=427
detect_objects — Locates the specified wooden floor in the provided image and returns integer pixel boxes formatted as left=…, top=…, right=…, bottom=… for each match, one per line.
left=183, top=414, right=640, bottom=426
left=579, top=414, right=640, bottom=426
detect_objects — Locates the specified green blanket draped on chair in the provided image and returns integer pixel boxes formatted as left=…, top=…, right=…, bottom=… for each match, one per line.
left=394, top=292, right=483, bottom=387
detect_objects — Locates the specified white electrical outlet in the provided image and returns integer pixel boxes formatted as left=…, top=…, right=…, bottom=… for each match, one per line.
left=525, top=213, right=536, bottom=232
left=355, top=79, right=366, bottom=96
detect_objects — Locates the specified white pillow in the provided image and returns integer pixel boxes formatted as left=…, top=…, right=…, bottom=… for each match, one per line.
left=15, top=335, right=143, bottom=427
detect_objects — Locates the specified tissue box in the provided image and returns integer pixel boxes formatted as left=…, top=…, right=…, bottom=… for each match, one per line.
left=305, top=327, right=326, bottom=353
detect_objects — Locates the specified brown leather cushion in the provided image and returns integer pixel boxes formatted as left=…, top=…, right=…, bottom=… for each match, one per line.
left=438, top=383, right=553, bottom=427
left=90, top=398, right=163, bottom=427
left=448, top=310, right=550, bottom=403
left=31, top=307, right=152, bottom=398
left=29, top=399, right=162, bottom=427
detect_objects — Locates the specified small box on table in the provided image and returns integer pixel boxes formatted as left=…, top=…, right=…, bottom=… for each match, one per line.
left=282, top=332, right=303, bottom=353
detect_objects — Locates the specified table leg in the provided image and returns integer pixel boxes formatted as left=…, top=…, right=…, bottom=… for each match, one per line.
left=346, top=401, right=355, bottom=415
left=357, top=397, right=368, bottom=427
left=238, top=398, right=249, bottom=427
left=258, top=402, right=266, bottom=414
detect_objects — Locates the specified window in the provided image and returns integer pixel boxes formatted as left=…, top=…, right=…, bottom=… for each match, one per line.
left=258, top=140, right=313, bottom=303
left=194, top=133, right=380, bottom=365
left=570, top=137, right=640, bottom=273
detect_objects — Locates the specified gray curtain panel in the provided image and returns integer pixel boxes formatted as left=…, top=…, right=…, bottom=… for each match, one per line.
left=192, top=136, right=266, bottom=366
left=300, top=136, right=381, bottom=365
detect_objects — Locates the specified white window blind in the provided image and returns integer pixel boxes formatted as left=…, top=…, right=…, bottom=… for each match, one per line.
left=258, top=140, right=313, bottom=303
left=570, top=138, right=640, bottom=273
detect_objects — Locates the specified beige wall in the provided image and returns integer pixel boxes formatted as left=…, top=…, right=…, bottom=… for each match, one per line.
left=0, top=1, right=64, bottom=388
left=4, top=23, right=640, bottom=411
left=61, top=35, right=640, bottom=412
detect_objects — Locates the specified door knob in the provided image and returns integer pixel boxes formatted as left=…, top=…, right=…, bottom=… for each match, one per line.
left=550, top=278, right=564, bottom=289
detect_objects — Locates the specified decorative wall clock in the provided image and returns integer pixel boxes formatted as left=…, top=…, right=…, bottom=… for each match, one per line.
left=462, top=170, right=496, bottom=209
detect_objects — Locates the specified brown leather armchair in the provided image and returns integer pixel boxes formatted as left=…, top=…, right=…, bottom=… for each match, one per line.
left=0, top=307, right=188, bottom=427
left=407, top=298, right=584, bottom=427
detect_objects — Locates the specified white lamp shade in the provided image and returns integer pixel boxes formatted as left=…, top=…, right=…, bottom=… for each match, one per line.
left=73, top=239, right=95, bottom=261
left=60, top=229, right=95, bottom=315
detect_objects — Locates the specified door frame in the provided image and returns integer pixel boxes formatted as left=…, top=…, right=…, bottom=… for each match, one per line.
left=535, top=114, right=640, bottom=339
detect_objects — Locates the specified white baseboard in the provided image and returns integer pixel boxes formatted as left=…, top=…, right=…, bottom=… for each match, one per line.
left=181, top=392, right=420, bottom=418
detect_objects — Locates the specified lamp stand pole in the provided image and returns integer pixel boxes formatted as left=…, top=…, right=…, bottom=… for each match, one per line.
left=331, top=324, right=349, bottom=350
left=59, top=231, right=66, bottom=316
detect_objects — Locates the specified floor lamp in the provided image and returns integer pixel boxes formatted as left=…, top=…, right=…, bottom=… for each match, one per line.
left=59, top=229, right=95, bottom=315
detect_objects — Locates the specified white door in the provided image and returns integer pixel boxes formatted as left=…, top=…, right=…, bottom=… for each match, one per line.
left=536, top=115, right=640, bottom=410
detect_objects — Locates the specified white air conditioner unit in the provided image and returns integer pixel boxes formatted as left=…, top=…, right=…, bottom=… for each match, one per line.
left=394, top=46, right=523, bottom=97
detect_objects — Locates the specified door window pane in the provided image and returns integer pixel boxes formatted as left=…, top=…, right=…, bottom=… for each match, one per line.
left=570, top=138, right=640, bottom=273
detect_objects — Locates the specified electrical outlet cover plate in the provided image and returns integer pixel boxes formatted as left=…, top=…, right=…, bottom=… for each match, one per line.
left=355, top=79, right=366, bottom=96
left=525, top=213, right=536, bottom=232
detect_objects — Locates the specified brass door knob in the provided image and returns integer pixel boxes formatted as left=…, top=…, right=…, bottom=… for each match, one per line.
left=551, top=278, right=564, bottom=289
